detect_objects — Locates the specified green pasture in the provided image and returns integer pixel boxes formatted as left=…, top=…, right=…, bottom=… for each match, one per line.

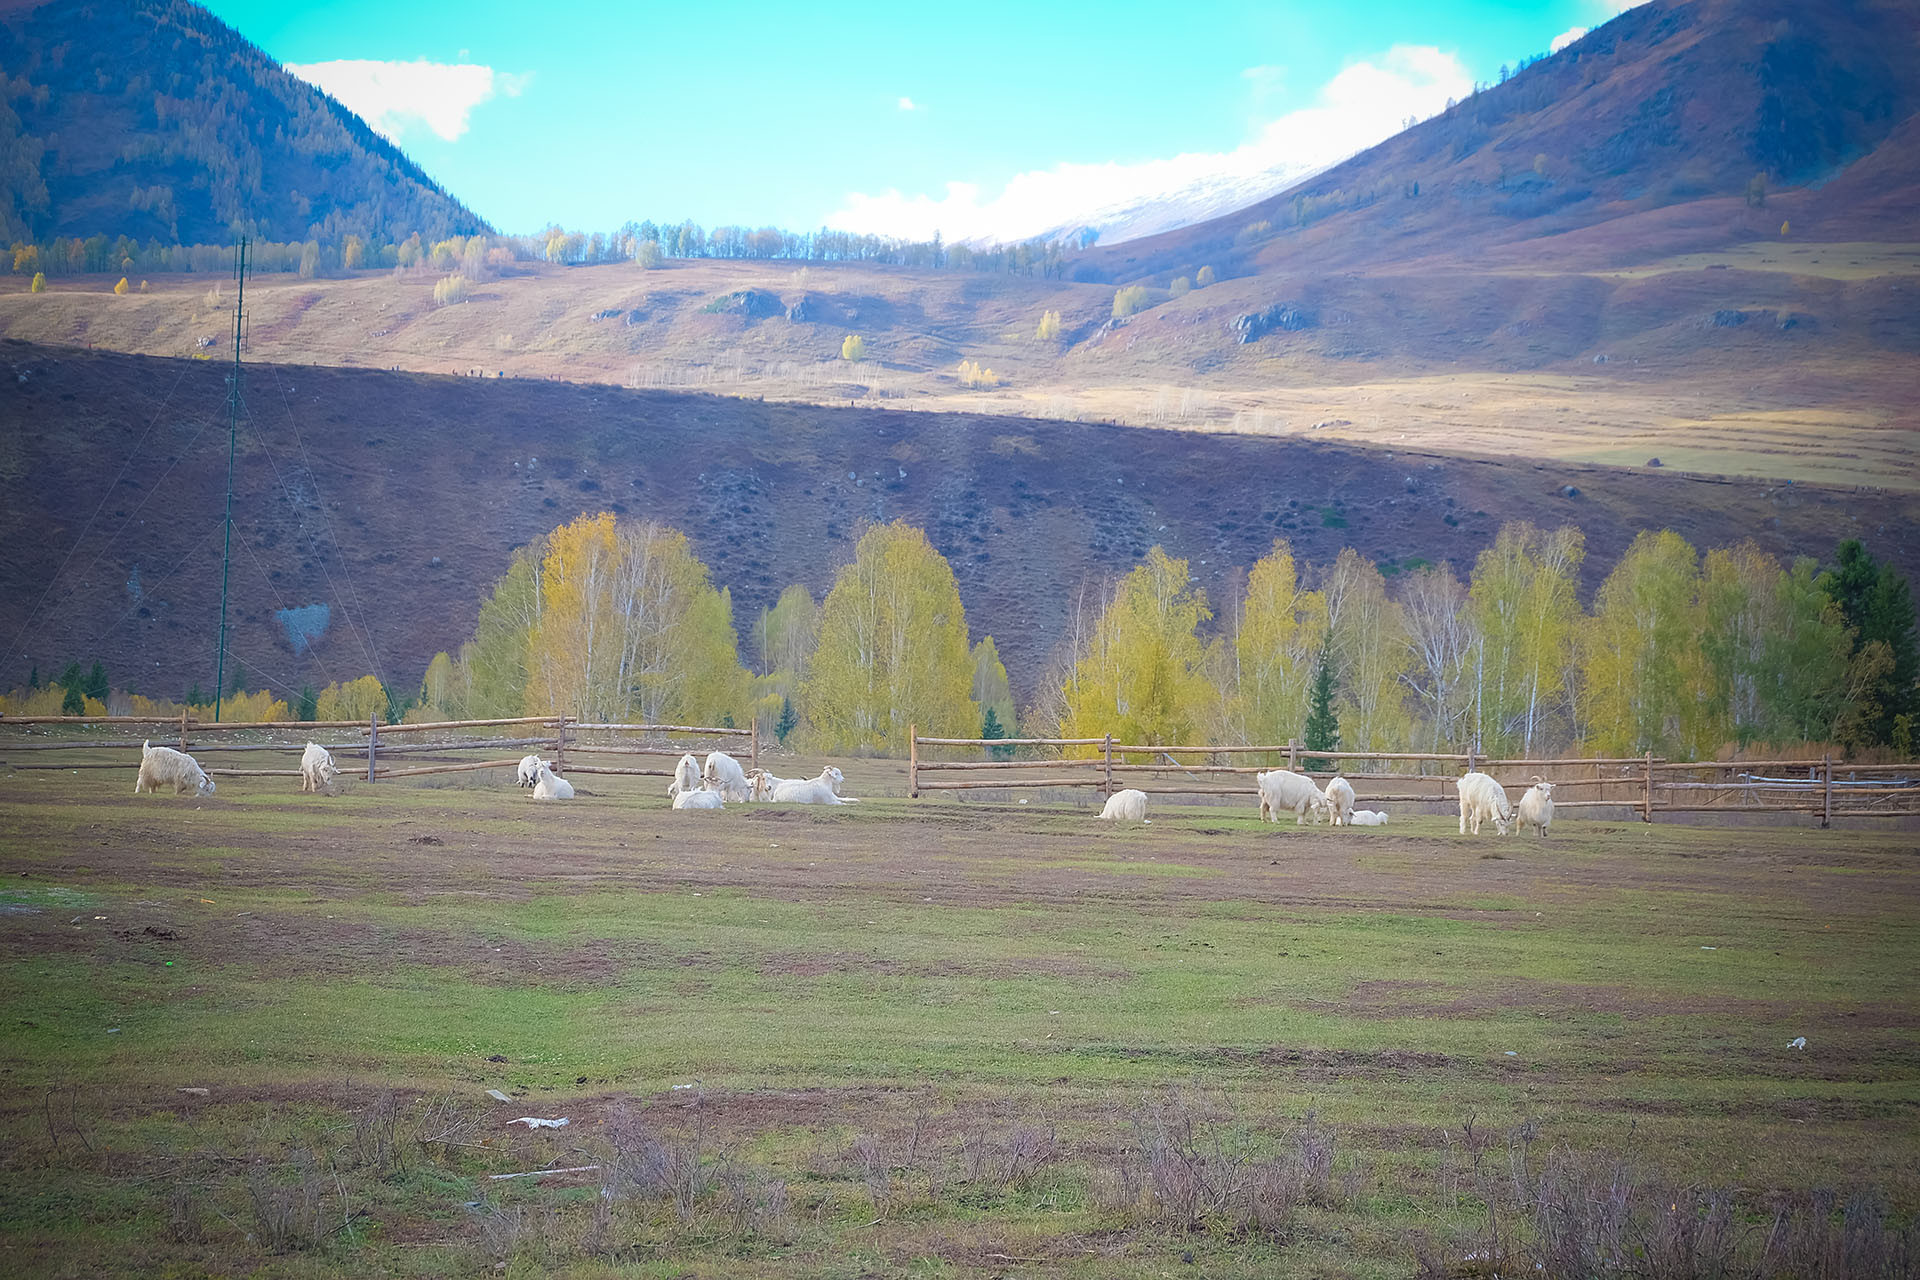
left=1, top=764, right=1915, bottom=1277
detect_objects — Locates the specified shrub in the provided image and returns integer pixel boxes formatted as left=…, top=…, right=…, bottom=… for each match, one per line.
left=112, top=277, right=129, bottom=296
left=956, top=359, right=1000, bottom=388
left=840, top=334, right=867, bottom=362
left=1112, top=285, right=1155, bottom=318
left=1170, top=276, right=1192, bottom=298
left=1034, top=309, right=1061, bottom=342
left=30, top=272, right=45, bottom=292
left=432, top=273, right=471, bottom=306
left=1196, top=265, right=1216, bottom=287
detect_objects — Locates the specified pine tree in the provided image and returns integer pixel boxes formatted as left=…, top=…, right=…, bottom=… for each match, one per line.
left=186, top=683, right=205, bottom=707
left=61, top=683, right=84, bottom=715
left=58, top=661, right=82, bottom=692
left=27, top=666, right=39, bottom=689
left=83, top=661, right=108, bottom=703
left=775, top=695, right=797, bottom=743
left=1302, top=647, right=1340, bottom=771
left=982, top=705, right=1013, bottom=761
left=1820, top=540, right=1920, bottom=746
left=297, top=685, right=318, bottom=722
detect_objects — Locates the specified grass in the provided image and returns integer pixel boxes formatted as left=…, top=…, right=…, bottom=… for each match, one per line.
left=2, top=761, right=1917, bottom=1275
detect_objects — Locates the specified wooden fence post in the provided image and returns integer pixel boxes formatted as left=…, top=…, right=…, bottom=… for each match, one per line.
left=1102, top=734, right=1114, bottom=798
left=368, top=714, right=379, bottom=783
left=908, top=722, right=918, bottom=799
left=1287, top=738, right=1299, bottom=771
left=1822, top=753, right=1832, bottom=829
left=178, top=708, right=189, bottom=752
left=749, top=720, right=759, bottom=773
left=554, top=717, right=568, bottom=773
left=1643, top=750, right=1654, bottom=823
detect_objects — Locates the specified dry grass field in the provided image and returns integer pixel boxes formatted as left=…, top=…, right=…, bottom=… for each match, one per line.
left=4, top=245, right=1915, bottom=491
left=2, top=756, right=1916, bottom=1277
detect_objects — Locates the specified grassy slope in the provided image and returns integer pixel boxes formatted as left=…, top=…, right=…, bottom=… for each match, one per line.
left=1, top=761, right=1915, bottom=1275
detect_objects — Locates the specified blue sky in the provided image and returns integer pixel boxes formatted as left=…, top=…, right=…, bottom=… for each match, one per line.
left=205, top=0, right=1635, bottom=242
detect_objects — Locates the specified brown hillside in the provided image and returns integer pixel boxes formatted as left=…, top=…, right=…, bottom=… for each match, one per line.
left=2, top=341, right=1912, bottom=706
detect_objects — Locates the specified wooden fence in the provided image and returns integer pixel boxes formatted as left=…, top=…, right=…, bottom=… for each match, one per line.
left=906, top=727, right=1920, bottom=825
left=0, top=713, right=755, bottom=784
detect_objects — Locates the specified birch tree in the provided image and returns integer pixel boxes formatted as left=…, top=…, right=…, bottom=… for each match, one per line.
left=1221, top=540, right=1326, bottom=749
left=1058, top=546, right=1215, bottom=753
left=1467, top=523, right=1584, bottom=755
left=1323, top=547, right=1412, bottom=754
left=1396, top=563, right=1478, bottom=753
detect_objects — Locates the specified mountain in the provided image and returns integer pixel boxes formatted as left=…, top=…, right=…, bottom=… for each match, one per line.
left=0, top=0, right=488, bottom=248
left=3, top=340, right=1914, bottom=702
left=1082, top=0, right=1920, bottom=282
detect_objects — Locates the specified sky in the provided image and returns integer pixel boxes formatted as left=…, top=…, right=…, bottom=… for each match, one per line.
left=205, top=0, right=1642, bottom=245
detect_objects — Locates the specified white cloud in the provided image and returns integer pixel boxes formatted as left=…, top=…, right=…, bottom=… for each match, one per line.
left=1549, top=26, right=1588, bottom=53
left=825, top=44, right=1472, bottom=247
left=898, top=96, right=920, bottom=112
left=286, top=59, right=531, bottom=142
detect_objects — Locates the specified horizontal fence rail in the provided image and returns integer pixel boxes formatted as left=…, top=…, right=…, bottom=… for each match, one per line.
left=906, top=726, right=1920, bottom=825
left=0, top=716, right=756, bottom=785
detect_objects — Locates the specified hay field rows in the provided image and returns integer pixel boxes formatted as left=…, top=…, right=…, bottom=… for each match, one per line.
left=2, top=759, right=1915, bottom=1277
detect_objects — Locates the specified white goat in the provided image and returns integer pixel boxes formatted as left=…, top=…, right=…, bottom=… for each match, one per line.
left=134, top=740, right=215, bottom=797
left=300, top=742, right=340, bottom=794
left=1456, top=771, right=1512, bottom=836
left=517, top=754, right=550, bottom=788
left=672, top=782, right=726, bottom=810
left=668, top=752, right=701, bottom=800
left=1256, top=769, right=1331, bottom=825
left=770, top=766, right=858, bottom=805
left=703, top=751, right=751, bottom=803
left=745, top=768, right=795, bottom=801
left=1098, top=788, right=1150, bottom=822
left=1324, top=775, right=1357, bottom=826
left=531, top=762, right=574, bottom=800
left=1516, top=778, right=1555, bottom=838
left=1348, top=809, right=1389, bottom=826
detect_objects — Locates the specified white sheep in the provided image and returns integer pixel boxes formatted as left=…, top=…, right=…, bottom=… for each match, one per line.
left=300, top=742, right=340, bottom=794
left=1324, top=775, right=1357, bottom=826
left=517, top=754, right=550, bottom=788
left=531, top=762, right=574, bottom=800
left=1348, top=809, right=1389, bottom=826
left=1256, top=769, right=1331, bottom=825
left=703, top=751, right=751, bottom=803
left=668, top=752, right=701, bottom=800
left=672, top=782, right=725, bottom=810
left=134, top=740, right=215, bottom=797
left=1456, top=771, right=1512, bottom=836
left=1098, top=788, right=1150, bottom=822
left=1516, top=778, right=1555, bottom=838
left=770, top=766, right=859, bottom=805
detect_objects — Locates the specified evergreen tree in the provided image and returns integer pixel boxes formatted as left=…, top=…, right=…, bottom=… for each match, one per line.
left=186, top=683, right=204, bottom=707
left=1820, top=540, right=1919, bottom=746
left=297, top=685, right=318, bottom=722
left=58, top=661, right=82, bottom=692
left=1302, top=647, right=1340, bottom=771
left=60, top=683, right=84, bottom=715
left=775, top=695, right=797, bottom=744
left=83, top=661, right=108, bottom=703
left=982, top=705, right=1013, bottom=761
left=228, top=661, right=245, bottom=697
left=27, top=666, right=38, bottom=689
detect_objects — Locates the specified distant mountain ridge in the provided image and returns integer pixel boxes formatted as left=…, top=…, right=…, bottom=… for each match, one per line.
left=0, top=0, right=488, bottom=248
left=1082, top=0, right=1920, bottom=281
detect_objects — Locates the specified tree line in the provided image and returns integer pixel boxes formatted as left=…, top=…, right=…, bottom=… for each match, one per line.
left=5, top=519, right=1911, bottom=762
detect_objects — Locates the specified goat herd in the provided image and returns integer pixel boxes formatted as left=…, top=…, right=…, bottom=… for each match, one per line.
left=129, top=738, right=1553, bottom=836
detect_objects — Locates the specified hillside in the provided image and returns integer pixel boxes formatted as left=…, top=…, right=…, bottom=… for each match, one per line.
left=0, top=0, right=487, bottom=247
left=2, top=340, right=1912, bottom=705
left=1084, top=0, right=1920, bottom=282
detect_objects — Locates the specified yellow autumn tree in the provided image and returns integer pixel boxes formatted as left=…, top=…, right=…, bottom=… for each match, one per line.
left=317, top=675, right=389, bottom=722
left=1323, top=547, right=1413, bottom=753
left=415, top=651, right=466, bottom=721
left=457, top=542, right=544, bottom=716
left=802, top=522, right=977, bottom=753
left=1058, top=546, right=1215, bottom=754
left=1578, top=530, right=1702, bottom=756
left=1035, top=309, right=1062, bottom=342
left=1221, top=540, right=1327, bottom=748
left=523, top=513, right=749, bottom=725
left=1466, top=522, right=1585, bottom=755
